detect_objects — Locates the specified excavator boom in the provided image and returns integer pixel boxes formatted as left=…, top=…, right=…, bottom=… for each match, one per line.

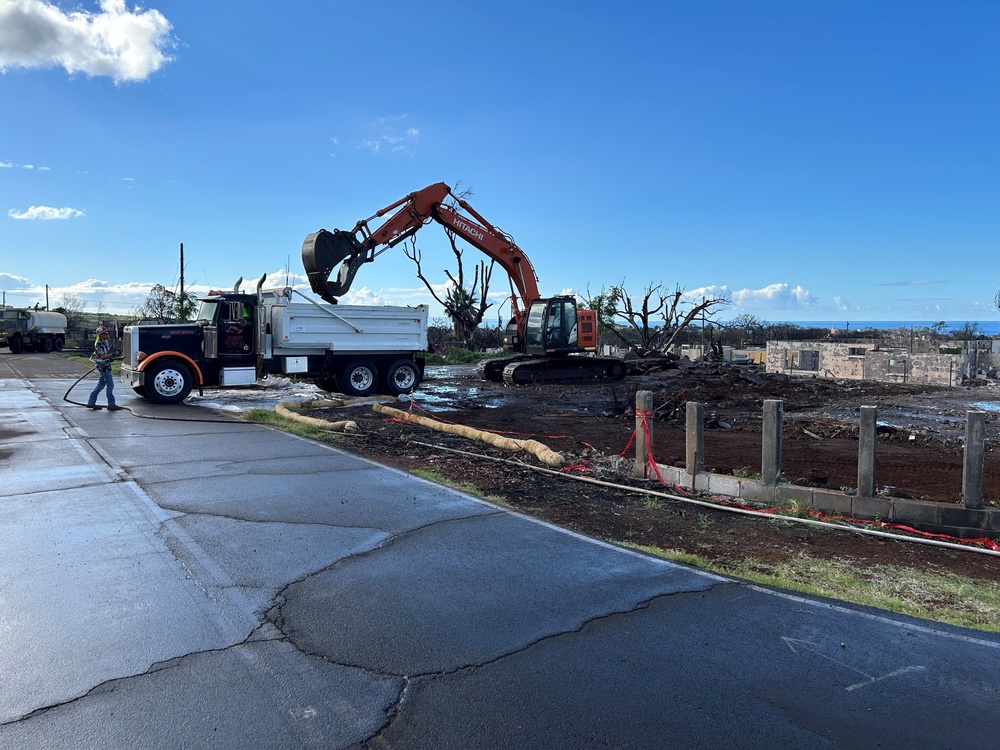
left=302, top=183, right=540, bottom=325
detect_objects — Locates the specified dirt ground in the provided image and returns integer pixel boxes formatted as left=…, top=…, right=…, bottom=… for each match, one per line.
left=302, top=362, right=1000, bottom=587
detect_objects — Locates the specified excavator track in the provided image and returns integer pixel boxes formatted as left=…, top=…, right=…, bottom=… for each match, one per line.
left=502, top=356, right=627, bottom=385
left=477, top=355, right=532, bottom=383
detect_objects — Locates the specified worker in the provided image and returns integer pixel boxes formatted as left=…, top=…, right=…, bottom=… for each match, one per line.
left=86, top=326, right=121, bottom=411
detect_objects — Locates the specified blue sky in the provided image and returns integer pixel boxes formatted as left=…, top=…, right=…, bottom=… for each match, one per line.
left=2, top=0, right=999, bottom=326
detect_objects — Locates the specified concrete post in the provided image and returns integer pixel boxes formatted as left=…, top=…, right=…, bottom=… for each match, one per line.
left=634, top=390, right=653, bottom=479
left=857, top=406, right=877, bottom=498
left=762, top=400, right=782, bottom=485
left=963, top=410, right=986, bottom=509
left=686, top=401, right=704, bottom=481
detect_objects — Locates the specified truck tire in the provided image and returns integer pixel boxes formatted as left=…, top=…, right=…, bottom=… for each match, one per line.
left=383, top=358, right=421, bottom=396
left=144, top=360, right=194, bottom=404
left=8, top=336, right=22, bottom=354
left=54, top=336, right=65, bottom=352
left=41, top=338, right=54, bottom=353
left=338, top=359, right=379, bottom=397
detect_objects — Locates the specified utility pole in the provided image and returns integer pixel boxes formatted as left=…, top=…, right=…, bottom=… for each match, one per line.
left=700, top=296, right=706, bottom=359
left=45, top=285, right=49, bottom=310
left=179, top=243, right=185, bottom=322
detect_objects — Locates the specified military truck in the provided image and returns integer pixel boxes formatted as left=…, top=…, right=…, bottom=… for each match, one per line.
left=120, top=280, right=429, bottom=404
left=0, top=308, right=67, bottom=353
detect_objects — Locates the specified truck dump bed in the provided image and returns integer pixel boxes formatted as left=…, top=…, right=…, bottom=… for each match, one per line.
left=268, top=302, right=428, bottom=354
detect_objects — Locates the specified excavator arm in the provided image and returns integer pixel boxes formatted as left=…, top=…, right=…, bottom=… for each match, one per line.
left=302, top=183, right=541, bottom=325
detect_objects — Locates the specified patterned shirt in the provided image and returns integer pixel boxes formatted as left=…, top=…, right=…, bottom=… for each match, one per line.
left=94, top=339, right=113, bottom=371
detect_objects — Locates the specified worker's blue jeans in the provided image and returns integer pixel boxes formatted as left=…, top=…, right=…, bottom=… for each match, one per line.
left=88, top=368, right=116, bottom=407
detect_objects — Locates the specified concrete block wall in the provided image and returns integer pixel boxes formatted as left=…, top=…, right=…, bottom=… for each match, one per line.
left=815, top=343, right=866, bottom=379
left=766, top=340, right=967, bottom=386
left=909, top=353, right=964, bottom=386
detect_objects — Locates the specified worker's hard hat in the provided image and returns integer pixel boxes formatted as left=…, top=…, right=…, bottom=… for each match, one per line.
left=96, top=326, right=109, bottom=335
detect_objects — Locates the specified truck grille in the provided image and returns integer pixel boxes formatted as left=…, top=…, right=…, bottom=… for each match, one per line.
left=122, top=328, right=135, bottom=366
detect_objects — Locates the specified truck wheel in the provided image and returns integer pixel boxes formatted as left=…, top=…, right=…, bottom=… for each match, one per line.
left=384, top=358, right=421, bottom=396
left=54, top=336, right=65, bottom=352
left=8, top=337, right=22, bottom=354
left=339, top=360, right=378, bottom=397
left=41, top=338, right=54, bottom=353
left=144, top=360, right=193, bottom=404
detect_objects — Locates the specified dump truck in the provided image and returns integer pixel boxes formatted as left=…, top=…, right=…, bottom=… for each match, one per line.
left=120, top=278, right=428, bottom=404
left=0, top=308, right=67, bottom=353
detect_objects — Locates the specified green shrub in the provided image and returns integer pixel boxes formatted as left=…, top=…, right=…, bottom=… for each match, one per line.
left=425, top=348, right=498, bottom=365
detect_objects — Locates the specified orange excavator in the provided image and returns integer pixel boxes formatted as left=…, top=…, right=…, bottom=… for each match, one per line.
left=301, top=182, right=626, bottom=384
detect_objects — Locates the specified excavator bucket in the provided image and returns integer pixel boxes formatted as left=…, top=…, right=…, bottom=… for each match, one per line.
left=301, top=229, right=367, bottom=303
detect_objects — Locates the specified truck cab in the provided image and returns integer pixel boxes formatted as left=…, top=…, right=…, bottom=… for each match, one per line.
left=120, top=292, right=262, bottom=404
left=196, top=294, right=258, bottom=362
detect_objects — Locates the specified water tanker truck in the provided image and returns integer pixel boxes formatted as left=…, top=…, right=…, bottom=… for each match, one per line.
left=0, top=309, right=67, bottom=353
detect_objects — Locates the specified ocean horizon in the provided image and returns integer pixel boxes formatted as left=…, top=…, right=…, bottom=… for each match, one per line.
left=769, top=320, right=1000, bottom=337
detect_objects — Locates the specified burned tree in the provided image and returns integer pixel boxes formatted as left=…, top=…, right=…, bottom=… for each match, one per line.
left=614, top=283, right=729, bottom=355
left=401, top=183, right=499, bottom=350
left=139, top=284, right=179, bottom=324
left=654, top=287, right=729, bottom=353
left=723, top=313, right=768, bottom=347
left=614, top=282, right=666, bottom=352
left=405, top=233, right=495, bottom=350
left=55, top=293, right=87, bottom=331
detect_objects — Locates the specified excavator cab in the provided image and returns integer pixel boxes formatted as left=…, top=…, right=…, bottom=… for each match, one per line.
left=523, top=297, right=580, bottom=355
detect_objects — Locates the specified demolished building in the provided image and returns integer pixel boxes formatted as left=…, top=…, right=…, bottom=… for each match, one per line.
left=766, top=338, right=1000, bottom=386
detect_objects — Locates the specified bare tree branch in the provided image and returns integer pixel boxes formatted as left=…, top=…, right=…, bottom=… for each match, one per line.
left=404, top=238, right=450, bottom=309
left=404, top=226, right=495, bottom=348
left=615, top=283, right=666, bottom=350
left=654, top=290, right=731, bottom=353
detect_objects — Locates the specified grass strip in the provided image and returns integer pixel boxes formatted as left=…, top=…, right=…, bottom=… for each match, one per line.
left=626, top=544, right=1000, bottom=632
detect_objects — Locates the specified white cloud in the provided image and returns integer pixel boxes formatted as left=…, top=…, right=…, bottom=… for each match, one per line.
left=0, top=271, right=32, bottom=289
left=0, top=275, right=169, bottom=312
left=832, top=295, right=850, bottom=311
left=0, top=160, right=50, bottom=169
left=355, top=115, right=420, bottom=156
left=8, top=205, right=84, bottom=219
left=0, top=0, right=175, bottom=83
left=0, top=269, right=487, bottom=321
left=341, top=287, right=387, bottom=306
left=688, top=282, right=817, bottom=311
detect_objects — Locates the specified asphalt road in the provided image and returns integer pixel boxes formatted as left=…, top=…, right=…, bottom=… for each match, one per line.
left=2, top=351, right=999, bottom=749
